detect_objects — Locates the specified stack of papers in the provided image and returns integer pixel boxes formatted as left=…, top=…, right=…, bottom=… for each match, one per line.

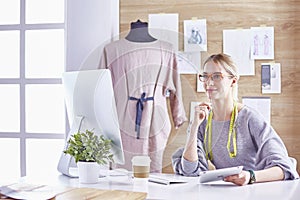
left=0, top=182, right=58, bottom=200
left=148, top=175, right=187, bottom=185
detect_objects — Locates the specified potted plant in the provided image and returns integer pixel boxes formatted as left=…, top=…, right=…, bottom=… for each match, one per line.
left=63, top=129, right=114, bottom=183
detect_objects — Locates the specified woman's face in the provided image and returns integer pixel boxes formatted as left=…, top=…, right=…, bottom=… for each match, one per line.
left=202, top=60, right=235, bottom=101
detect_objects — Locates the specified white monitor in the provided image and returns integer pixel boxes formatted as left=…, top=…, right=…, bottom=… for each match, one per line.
left=57, top=69, right=124, bottom=177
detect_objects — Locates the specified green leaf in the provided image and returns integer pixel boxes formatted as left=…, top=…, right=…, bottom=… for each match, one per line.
left=63, top=129, right=114, bottom=164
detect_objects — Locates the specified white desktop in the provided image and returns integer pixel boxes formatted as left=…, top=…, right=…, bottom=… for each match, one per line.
left=6, top=171, right=300, bottom=200
left=57, top=69, right=124, bottom=177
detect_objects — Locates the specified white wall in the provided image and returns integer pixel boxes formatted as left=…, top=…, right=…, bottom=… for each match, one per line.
left=66, top=0, right=119, bottom=71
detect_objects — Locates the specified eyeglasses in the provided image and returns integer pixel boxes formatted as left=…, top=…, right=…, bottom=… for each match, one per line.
left=198, top=72, right=233, bottom=82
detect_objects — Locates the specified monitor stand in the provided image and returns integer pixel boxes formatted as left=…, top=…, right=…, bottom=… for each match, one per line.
left=57, top=116, right=84, bottom=177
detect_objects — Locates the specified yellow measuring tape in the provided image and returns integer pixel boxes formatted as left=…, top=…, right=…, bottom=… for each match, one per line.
left=204, top=102, right=238, bottom=160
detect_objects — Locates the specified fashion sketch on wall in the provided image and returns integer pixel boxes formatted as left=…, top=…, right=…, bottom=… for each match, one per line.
left=184, top=19, right=207, bottom=52
left=250, top=26, right=274, bottom=60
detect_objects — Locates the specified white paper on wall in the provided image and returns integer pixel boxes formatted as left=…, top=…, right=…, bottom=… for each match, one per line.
left=261, top=63, right=281, bottom=94
left=223, top=29, right=255, bottom=76
left=197, top=76, right=205, bottom=92
left=148, top=13, right=179, bottom=51
left=184, top=19, right=207, bottom=52
left=250, top=26, right=274, bottom=60
left=176, top=51, right=200, bottom=74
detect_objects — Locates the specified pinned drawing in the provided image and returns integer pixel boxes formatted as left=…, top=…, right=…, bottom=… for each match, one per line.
left=188, top=27, right=203, bottom=44
left=184, top=19, right=207, bottom=52
left=250, top=27, right=274, bottom=60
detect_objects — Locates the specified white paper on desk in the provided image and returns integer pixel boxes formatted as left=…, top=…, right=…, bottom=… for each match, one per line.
left=149, top=175, right=187, bottom=185
left=242, top=96, right=271, bottom=123
left=261, top=63, right=281, bottom=94
left=223, top=29, right=255, bottom=76
left=148, top=13, right=179, bottom=51
left=176, top=51, right=200, bottom=74
left=0, top=183, right=57, bottom=200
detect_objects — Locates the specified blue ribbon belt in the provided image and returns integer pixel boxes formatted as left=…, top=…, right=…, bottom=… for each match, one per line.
left=129, top=92, right=154, bottom=139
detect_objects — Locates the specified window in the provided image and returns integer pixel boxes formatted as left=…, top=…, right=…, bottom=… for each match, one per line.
left=0, top=0, right=66, bottom=178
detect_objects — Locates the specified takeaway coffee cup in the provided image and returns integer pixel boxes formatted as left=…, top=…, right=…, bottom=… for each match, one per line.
left=131, top=156, right=151, bottom=178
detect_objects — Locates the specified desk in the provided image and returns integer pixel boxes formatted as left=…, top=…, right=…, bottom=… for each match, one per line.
left=3, top=172, right=300, bottom=200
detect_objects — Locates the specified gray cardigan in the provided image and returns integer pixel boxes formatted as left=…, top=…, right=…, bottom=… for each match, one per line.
left=172, top=105, right=299, bottom=180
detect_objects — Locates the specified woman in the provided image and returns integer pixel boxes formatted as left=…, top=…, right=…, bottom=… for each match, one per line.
left=172, top=53, right=299, bottom=186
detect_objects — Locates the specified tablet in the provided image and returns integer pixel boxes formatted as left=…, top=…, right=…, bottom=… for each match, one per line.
left=199, top=166, right=243, bottom=183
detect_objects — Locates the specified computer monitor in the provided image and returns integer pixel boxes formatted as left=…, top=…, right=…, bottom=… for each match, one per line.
left=57, top=69, right=124, bottom=177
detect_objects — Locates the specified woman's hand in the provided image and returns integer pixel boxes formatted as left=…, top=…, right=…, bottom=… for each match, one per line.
left=223, top=170, right=250, bottom=186
left=183, top=102, right=211, bottom=162
left=193, top=102, right=211, bottom=126
left=224, top=166, right=284, bottom=186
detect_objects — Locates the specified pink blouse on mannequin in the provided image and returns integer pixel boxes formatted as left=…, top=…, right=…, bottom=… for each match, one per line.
left=99, top=25, right=187, bottom=172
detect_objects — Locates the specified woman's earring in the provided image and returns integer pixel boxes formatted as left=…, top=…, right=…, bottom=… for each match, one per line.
left=231, top=79, right=236, bottom=87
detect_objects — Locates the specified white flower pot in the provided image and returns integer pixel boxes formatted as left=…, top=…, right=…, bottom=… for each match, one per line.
left=77, top=161, right=100, bottom=184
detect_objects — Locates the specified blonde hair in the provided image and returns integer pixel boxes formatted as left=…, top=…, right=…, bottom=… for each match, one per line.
left=203, top=53, right=240, bottom=101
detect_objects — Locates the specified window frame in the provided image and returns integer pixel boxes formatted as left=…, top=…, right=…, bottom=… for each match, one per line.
left=0, top=0, right=67, bottom=177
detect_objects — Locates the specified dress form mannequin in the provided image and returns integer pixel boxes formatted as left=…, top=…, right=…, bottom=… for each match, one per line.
left=99, top=21, right=187, bottom=172
left=125, top=19, right=157, bottom=42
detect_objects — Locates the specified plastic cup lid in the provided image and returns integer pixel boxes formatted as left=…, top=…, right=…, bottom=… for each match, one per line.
left=131, top=156, right=151, bottom=166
